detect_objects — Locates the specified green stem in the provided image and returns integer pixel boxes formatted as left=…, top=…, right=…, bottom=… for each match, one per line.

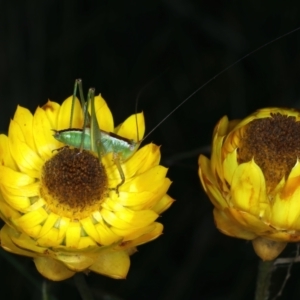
left=74, top=273, right=94, bottom=300
left=254, top=260, right=274, bottom=300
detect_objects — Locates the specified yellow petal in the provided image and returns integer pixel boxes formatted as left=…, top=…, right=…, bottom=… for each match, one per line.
left=94, top=222, right=121, bottom=245
left=116, top=112, right=145, bottom=142
left=54, top=251, right=94, bottom=271
left=112, top=223, right=157, bottom=241
left=57, top=96, right=83, bottom=130
left=65, top=222, right=81, bottom=248
left=3, top=182, right=39, bottom=198
left=92, top=211, right=122, bottom=245
left=89, top=250, right=130, bottom=279
left=0, top=165, right=35, bottom=188
left=134, top=144, right=161, bottom=174
left=8, top=119, right=43, bottom=178
left=211, top=116, right=229, bottom=175
left=213, top=208, right=256, bottom=240
left=94, top=94, right=114, bottom=132
left=38, top=212, right=59, bottom=238
left=106, top=143, right=160, bottom=180
left=14, top=208, right=48, bottom=229
left=227, top=207, right=271, bottom=234
left=42, top=100, right=61, bottom=129
left=198, top=155, right=228, bottom=210
left=101, top=207, right=158, bottom=230
left=0, top=198, right=21, bottom=224
left=34, top=257, right=75, bottom=281
left=37, top=228, right=63, bottom=247
left=261, top=230, right=300, bottom=242
left=12, top=232, right=47, bottom=254
left=127, top=222, right=163, bottom=246
left=120, top=165, right=168, bottom=193
left=0, top=135, right=18, bottom=170
left=80, top=217, right=101, bottom=243
left=270, top=161, right=300, bottom=228
left=57, top=217, right=71, bottom=240
left=1, top=225, right=36, bottom=257
left=13, top=106, right=36, bottom=153
left=23, top=225, right=42, bottom=238
left=33, top=106, right=59, bottom=159
left=152, top=194, right=175, bottom=214
left=133, top=178, right=172, bottom=210
left=78, top=236, right=97, bottom=248
left=109, top=190, right=155, bottom=207
left=231, top=159, right=269, bottom=217
left=223, top=149, right=238, bottom=186
left=1, top=186, right=31, bottom=211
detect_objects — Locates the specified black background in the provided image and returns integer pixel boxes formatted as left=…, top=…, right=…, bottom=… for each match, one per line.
left=1, top=1, right=300, bottom=299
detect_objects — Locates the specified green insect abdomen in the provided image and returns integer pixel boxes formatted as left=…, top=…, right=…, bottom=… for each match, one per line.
left=54, top=129, right=92, bottom=151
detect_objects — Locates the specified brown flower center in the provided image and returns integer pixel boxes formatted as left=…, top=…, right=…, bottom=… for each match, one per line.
left=40, top=148, right=108, bottom=219
left=237, top=113, right=300, bottom=190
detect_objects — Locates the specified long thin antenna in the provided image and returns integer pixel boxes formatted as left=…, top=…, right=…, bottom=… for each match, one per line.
left=142, top=26, right=300, bottom=141
left=135, top=69, right=170, bottom=142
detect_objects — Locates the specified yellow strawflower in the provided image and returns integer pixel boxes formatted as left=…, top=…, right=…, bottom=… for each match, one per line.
left=0, top=95, right=173, bottom=280
left=199, top=108, right=300, bottom=261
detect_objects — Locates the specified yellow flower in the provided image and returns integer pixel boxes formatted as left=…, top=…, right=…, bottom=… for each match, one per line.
left=199, top=108, right=300, bottom=261
left=0, top=95, right=174, bottom=281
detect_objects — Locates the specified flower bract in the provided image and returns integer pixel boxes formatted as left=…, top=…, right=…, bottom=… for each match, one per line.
left=199, top=108, right=300, bottom=260
left=0, top=95, right=174, bottom=280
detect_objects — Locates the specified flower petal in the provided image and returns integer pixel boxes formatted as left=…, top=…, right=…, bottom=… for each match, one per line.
left=0, top=135, right=17, bottom=170
left=57, top=96, right=83, bottom=130
left=152, top=194, right=175, bottom=214
left=34, top=257, right=75, bottom=281
left=42, top=100, right=61, bottom=129
left=270, top=160, right=300, bottom=229
left=8, top=119, right=43, bottom=178
left=116, top=112, right=145, bottom=141
left=231, top=159, right=269, bottom=217
left=199, top=155, right=228, bottom=210
left=33, top=106, right=59, bottom=159
left=213, top=209, right=256, bottom=240
left=89, top=249, right=130, bottom=279
left=13, top=106, right=36, bottom=152
left=94, top=95, right=114, bottom=132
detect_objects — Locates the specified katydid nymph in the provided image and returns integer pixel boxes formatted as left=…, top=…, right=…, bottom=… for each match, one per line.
left=53, top=79, right=142, bottom=194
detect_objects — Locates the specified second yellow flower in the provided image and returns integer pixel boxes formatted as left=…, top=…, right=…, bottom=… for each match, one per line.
left=199, top=108, right=300, bottom=260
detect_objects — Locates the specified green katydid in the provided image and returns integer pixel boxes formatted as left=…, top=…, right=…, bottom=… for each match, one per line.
left=53, top=79, right=142, bottom=193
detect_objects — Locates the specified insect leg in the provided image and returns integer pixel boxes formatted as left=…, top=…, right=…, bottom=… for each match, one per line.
left=69, top=79, right=84, bottom=128
left=112, top=152, right=125, bottom=195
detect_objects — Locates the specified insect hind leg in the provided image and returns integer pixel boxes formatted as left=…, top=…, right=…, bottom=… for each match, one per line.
left=112, top=152, right=125, bottom=196
left=95, top=140, right=125, bottom=196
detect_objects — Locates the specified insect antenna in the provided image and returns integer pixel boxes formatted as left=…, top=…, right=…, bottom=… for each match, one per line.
left=134, top=69, right=170, bottom=143
left=141, top=26, right=300, bottom=143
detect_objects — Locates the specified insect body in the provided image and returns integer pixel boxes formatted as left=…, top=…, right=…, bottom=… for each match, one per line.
left=54, top=128, right=139, bottom=161
left=53, top=79, right=141, bottom=193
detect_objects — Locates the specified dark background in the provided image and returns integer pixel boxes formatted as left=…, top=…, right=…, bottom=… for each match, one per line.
left=1, top=1, right=300, bottom=299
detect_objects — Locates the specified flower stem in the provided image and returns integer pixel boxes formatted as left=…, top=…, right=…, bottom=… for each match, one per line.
left=254, top=260, right=274, bottom=300
left=74, top=273, right=94, bottom=300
